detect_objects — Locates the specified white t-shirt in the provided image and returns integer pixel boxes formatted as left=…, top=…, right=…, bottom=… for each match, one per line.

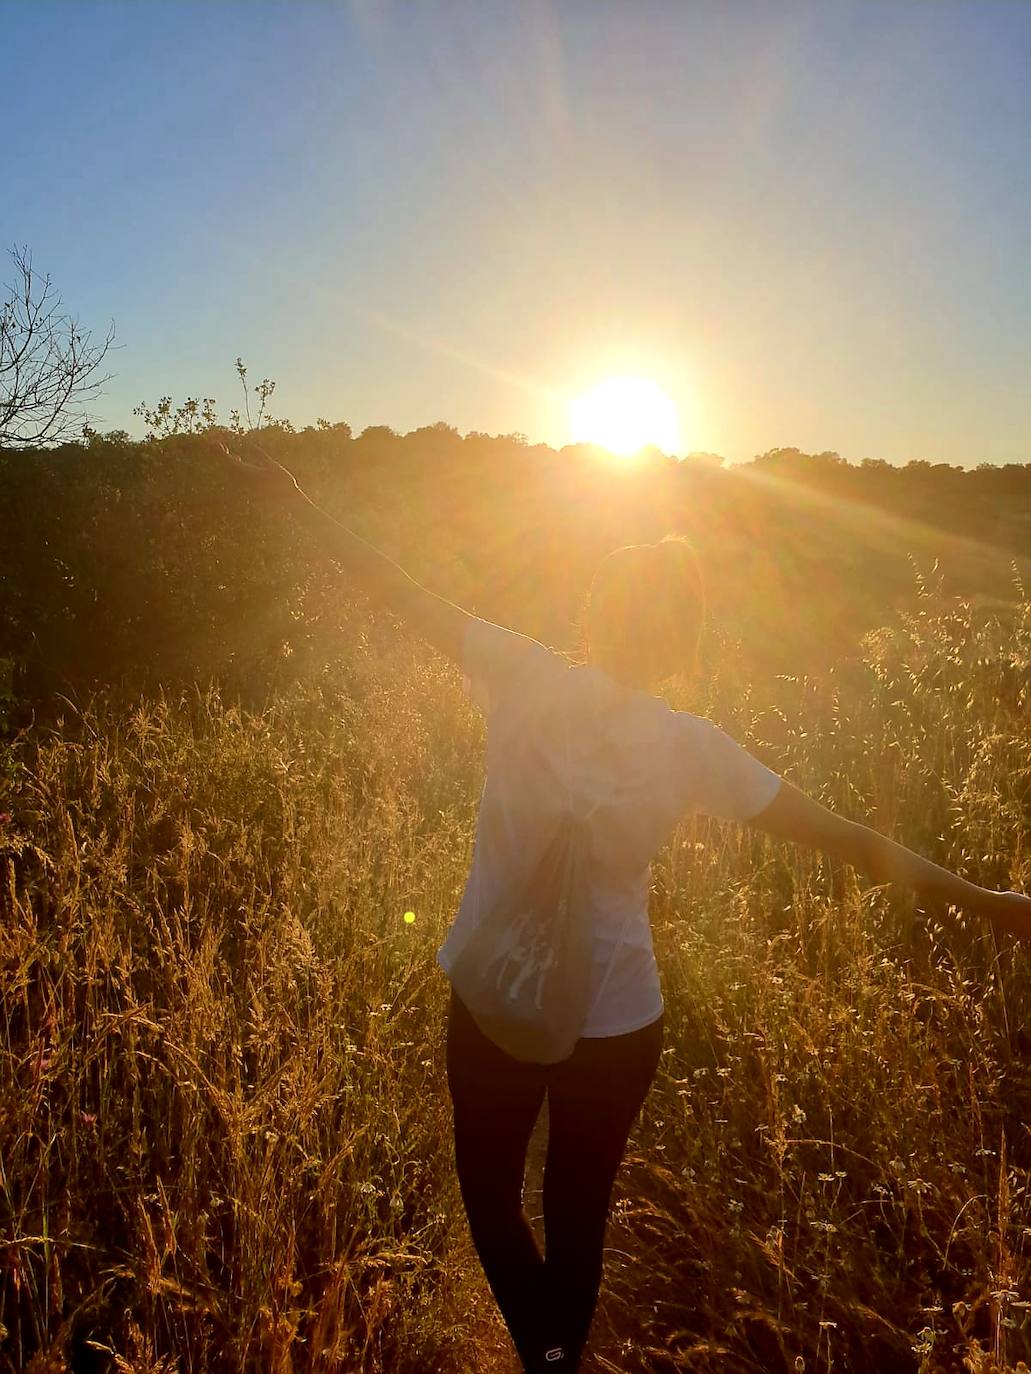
left=436, top=618, right=782, bottom=1037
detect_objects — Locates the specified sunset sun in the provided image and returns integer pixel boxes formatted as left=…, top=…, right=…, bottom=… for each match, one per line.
left=568, top=376, right=682, bottom=457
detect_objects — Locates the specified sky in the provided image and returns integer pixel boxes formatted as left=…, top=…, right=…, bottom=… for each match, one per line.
left=5, top=0, right=1031, bottom=465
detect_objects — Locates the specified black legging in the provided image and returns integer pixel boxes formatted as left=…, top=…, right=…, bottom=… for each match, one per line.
left=446, top=986, right=664, bottom=1373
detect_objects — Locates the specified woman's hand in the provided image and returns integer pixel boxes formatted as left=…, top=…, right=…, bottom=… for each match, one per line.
left=984, top=890, right=1031, bottom=942
left=209, top=434, right=307, bottom=507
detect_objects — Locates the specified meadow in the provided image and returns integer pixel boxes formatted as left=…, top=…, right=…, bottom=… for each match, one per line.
left=1, top=580, right=1030, bottom=1373
left=8, top=0, right=1031, bottom=1364
left=2, top=430, right=1031, bottom=1372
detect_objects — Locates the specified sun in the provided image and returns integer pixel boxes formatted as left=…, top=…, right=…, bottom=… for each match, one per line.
left=568, top=375, right=681, bottom=457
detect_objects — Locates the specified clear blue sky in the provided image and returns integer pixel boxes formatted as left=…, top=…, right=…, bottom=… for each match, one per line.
left=6, top=0, right=1031, bottom=464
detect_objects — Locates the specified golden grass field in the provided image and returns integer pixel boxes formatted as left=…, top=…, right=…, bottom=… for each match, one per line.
left=2, top=586, right=1031, bottom=1373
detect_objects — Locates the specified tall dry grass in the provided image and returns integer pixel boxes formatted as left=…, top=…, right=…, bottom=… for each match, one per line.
left=2, top=583, right=1031, bottom=1373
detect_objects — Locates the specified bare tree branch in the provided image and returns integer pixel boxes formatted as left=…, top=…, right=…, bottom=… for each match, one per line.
left=0, top=245, right=116, bottom=447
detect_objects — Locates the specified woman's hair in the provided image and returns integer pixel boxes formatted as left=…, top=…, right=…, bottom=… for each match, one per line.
left=583, top=535, right=705, bottom=687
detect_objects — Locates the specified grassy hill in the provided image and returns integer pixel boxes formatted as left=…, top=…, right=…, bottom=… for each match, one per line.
left=1, top=429, right=1031, bottom=1371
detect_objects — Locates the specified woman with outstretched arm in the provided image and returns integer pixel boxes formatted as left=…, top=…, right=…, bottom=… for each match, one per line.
left=220, top=437, right=1031, bottom=1374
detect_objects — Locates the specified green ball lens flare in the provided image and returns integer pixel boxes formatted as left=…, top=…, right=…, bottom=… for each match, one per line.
left=403, top=911, right=416, bottom=924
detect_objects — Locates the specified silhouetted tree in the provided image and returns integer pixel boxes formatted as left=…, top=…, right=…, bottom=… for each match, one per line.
left=0, top=245, right=114, bottom=446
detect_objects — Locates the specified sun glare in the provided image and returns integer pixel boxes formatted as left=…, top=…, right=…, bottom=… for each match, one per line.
left=568, top=376, right=682, bottom=457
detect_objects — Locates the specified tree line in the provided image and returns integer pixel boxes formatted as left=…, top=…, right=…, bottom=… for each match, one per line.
left=2, top=414, right=1030, bottom=713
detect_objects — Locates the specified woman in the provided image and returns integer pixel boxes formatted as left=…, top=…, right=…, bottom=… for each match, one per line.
left=221, top=438, right=1031, bottom=1374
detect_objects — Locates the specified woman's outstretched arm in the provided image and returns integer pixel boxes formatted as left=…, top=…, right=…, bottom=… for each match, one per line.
left=216, top=436, right=475, bottom=663
left=749, top=779, right=1031, bottom=939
